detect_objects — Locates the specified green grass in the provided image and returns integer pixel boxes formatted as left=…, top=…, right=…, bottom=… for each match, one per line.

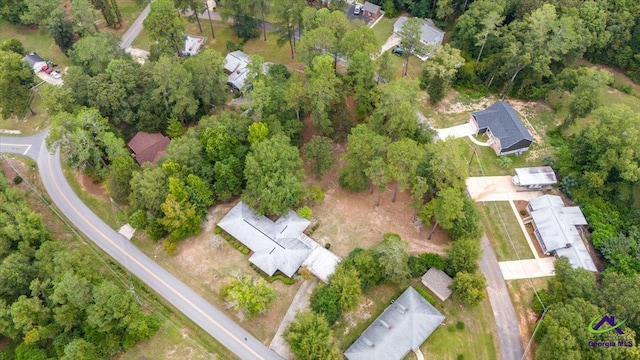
left=131, top=28, right=152, bottom=50
left=459, top=138, right=548, bottom=177
left=506, top=277, right=550, bottom=359
left=0, top=20, right=70, bottom=68
left=0, top=84, right=51, bottom=134
left=243, top=32, right=304, bottom=71
left=416, top=290, right=498, bottom=360
left=477, top=202, right=534, bottom=262
left=372, top=17, right=394, bottom=46
left=61, top=163, right=125, bottom=230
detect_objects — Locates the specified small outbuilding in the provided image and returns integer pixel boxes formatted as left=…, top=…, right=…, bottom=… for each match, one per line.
left=127, top=132, right=170, bottom=165
left=471, top=101, right=534, bottom=156
left=344, top=286, right=445, bottom=360
left=22, top=52, right=46, bottom=72
left=420, top=268, right=452, bottom=301
left=183, top=35, right=206, bottom=56
left=526, top=195, right=596, bottom=271
left=362, top=2, right=382, bottom=19
left=512, top=166, right=557, bottom=190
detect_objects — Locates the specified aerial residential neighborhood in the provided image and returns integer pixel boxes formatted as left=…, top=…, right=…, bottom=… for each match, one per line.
left=1, top=0, right=640, bottom=360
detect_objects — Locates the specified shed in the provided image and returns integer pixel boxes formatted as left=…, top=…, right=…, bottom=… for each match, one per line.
left=183, top=35, right=205, bottom=56
left=127, top=132, right=170, bottom=165
left=526, top=195, right=596, bottom=271
left=512, top=166, right=557, bottom=189
left=22, top=52, right=46, bottom=72
left=471, top=101, right=534, bottom=156
left=362, top=2, right=382, bottom=19
left=420, top=268, right=452, bottom=301
left=344, top=287, right=445, bottom=360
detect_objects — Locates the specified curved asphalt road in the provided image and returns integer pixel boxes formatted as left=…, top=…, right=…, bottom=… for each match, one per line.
left=0, top=133, right=283, bottom=360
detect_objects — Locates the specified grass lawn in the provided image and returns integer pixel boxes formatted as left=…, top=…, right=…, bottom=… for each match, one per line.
left=0, top=20, right=70, bottom=67
left=0, top=84, right=51, bottom=134
left=477, top=202, right=534, bottom=262
left=243, top=33, right=304, bottom=71
left=418, top=104, right=471, bottom=128
left=372, top=17, right=394, bottom=46
left=335, top=280, right=498, bottom=360
left=506, top=277, right=550, bottom=360
left=459, top=137, right=548, bottom=177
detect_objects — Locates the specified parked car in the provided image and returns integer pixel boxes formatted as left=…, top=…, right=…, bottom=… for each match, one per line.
left=392, top=47, right=405, bottom=56
left=41, top=65, right=54, bottom=74
left=51, top=70, right=61, bottom=79
left=353, top=4, right=362, bottom=15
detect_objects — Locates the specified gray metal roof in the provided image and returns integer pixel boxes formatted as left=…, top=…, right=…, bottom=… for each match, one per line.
left=513, top=167, right=557, bottom=186
left=217, top=202, right=311, bottom=277
left=472, top=101, right=534, bottom=149
left=22, top=52, right=46, bottom=71
left=420, top=268, right=452, bottom=301
left=393, top=16, right=445, bottom=46
left=528, top=195, right=595, bottom=271
left=344, top=287, right=445, bottom=360
left=184, top=35, right=205, bottom=56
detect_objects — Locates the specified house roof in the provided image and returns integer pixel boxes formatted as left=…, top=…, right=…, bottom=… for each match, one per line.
left=420, top=268, right=452, bottom=301
left=362, top=1, right=381, bottom=13
left=472, top=101, right=534, bottom=149
left=223, top=51, right=268, bottom=90
left=184, top=35, right=205, bottom=56
left=393, top=16, right=445, bottom=46
left=344, top=287, right=445, bottom=360
left=528, top=195, right=596, bottom=271
left=22, top=52, right=46, bottom=70
left=513, top=166, right=557, bottom=187
left=217, top=202, right=312, bottom=277
left=127, top=132, right=170, bottom=164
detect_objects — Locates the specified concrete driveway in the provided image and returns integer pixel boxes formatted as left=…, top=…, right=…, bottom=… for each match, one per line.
left=436, top=122, right=476, bottom=141
left=36, top=71, right=63, bottom=86
left=381, top=33, right=402, bottom=54
left=466, top=176, right=542, bottom=202
left=499, top=258, right=556, bottom=280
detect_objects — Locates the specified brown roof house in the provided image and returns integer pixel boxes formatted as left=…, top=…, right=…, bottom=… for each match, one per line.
left=127, top=132, right=170, bottom=165
left=362, top=2, right=382, bottom=19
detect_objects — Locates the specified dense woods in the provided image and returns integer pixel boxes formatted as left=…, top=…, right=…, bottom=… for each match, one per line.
left=0, top=173, right=159, bottom=359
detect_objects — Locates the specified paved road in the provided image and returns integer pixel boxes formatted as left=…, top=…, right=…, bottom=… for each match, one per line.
left=479, top=234, right=524, bottom=360
left=0, top=133, right=283, bottom=360
left=120, top=2, right=151, bottom=50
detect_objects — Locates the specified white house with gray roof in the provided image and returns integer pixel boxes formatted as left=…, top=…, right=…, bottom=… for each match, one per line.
left=217, top=202, right=340, bottom=282
left=471, top=101, right=534, bottom=156
left=512, top=166, right=557, bottom=189
left=393, top=16, right=444, bottom=60
left=526, top=195, right=596, bottom=271
left=344, top=287, right=445, bottom=360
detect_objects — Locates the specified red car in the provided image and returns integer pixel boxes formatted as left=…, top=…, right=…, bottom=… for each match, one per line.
left=41, top=65, right=54, bottom=74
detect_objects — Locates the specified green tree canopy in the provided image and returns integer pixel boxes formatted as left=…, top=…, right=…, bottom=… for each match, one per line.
left=284, top=311, right=342, bottom=360
left=302, top=136, right=335, bottom=180
left=0, top=50, right=33, bottom=120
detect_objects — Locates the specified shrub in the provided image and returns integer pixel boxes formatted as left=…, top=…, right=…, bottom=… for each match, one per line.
left=424, top=253, right=446, bottom=270
left=456, top=321, right=465, bottom=330
left=457, top=355, right=465, bottom=360
left=520, top=210, right=527, bottom=216
left=214, top=226, right=222, bottom=234
left=306, top=185, right=325, bottom=203
left=414, top=287, right=436, bottom=305
left=306, top=223, right=320, bottom=236
left=163, top=240, right=178, bottom=255
left=297, top=206, right=312, bottom=220
left=448, top=325, right=456, bottom=332
left=310, top=285, right=342, bottom=324
left=299, top=267, right=313, bottom=280
left=13, top=175, right=22, bottom=184
left=324, top=243, right=331, bottom=249
left=409, top=253, right=446, bottom=277
left=129, top=209, right=147, bottom=229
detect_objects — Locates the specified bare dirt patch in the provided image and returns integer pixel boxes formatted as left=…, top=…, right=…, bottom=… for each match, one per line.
left=74, top=171, right=108, bottom=200
left=435, top=89, right=496, bottom=114
left=304, top=146, right=450, bottom=257
left=507, top=99, right=551, bottom=143
left=341, top=297, right=374, bottom=335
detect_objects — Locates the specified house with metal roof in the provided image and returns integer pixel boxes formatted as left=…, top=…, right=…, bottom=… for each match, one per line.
left=512, top=166, right=557, bottom=189
left=223, top=51, right=268, bottom=91
left=344, top=287, right=445, bottom=360
left=526, top=195, right=596, bottom=271
left=420, top=268, right=452, bottom=301
left=22, top=52, right=46, bottom=72
left=471, top=101, right=534, bottom=156
left=183, top=35, right=205, bottom=56
left=393, top=16, right=444, bottom=60
left=127, top=132, right=170, bottom=165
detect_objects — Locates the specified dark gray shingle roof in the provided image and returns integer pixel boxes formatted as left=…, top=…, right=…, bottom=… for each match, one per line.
left=344, top=287, right=445, bottom=360
left=472, top=101, right=534, bottom=149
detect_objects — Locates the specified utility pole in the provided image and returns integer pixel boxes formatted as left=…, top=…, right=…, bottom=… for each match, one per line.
left=205, top=0, right=215, bottom=38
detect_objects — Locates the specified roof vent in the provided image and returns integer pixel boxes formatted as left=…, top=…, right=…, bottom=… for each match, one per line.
left=362, top=337, right=375, bottom=348
left=379, top=319, right=391, bottom=329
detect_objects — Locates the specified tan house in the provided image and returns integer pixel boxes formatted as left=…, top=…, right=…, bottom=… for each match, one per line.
left=471, top=101, right=534, bottom=156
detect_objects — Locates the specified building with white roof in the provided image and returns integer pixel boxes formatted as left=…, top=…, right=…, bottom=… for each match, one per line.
left=512, top=166, right=557, bottom=189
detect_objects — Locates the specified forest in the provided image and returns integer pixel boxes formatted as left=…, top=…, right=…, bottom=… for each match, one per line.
left=1, top=0, right=640, bottom=358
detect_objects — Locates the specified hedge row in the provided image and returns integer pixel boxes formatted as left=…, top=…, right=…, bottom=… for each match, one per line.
left=414, top=287, right=436, bottom=305
left=216, top=226, right=250, bottom=255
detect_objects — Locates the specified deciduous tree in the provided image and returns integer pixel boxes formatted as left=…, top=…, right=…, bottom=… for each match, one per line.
left=399, top=18, right=428, bottom=76
left=0, top=50, right=33, bottom=120
left=220, top=273, right=276, bottom=318
left=69, top=33, right=127, bottom=76
left=284, top=311, right=342, bottom=360
left=374, top=233, right=411, bottom=284
left=445, top=238, right=481, bottom=275
left=450, top=271, right=486, bottom=305
left=302, top=136, right=334, bottom=180
left=327, top=265, right=362, bottom=312
left=144, top=0, right=186, bottom=56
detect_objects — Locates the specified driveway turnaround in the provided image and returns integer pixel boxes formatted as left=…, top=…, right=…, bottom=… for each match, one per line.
left=1, top=134, right=283, bottom=360
left=499, top=258, right=556, bottom=280
left=466, top=176, right=542, bottom=202
left=479, top=234, right=525, bottom=360
left=435, top=122, right=476, bottom=141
